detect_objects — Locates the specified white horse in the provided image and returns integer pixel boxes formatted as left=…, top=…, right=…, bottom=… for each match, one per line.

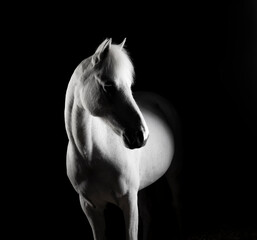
left=64, top=38, right=182, bottom=240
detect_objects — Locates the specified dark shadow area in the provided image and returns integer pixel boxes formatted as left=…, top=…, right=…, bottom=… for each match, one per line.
left=7, top=0, right=257, bottom=239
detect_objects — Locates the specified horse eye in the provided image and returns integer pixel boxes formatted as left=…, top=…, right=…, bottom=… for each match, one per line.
left=102, top=81, right=116, bottom=94
left=104, top=81, right=114, bottom=88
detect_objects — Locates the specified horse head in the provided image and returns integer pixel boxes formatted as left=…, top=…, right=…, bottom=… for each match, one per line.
left=79, top=38, right=149, bottom=149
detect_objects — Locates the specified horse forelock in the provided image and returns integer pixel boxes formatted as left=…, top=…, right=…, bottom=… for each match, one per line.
left=104, top=44, right=135, bottom=86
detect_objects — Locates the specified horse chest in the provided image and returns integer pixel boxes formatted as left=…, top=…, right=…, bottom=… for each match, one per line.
left=67, top=141, right=139, bottom=206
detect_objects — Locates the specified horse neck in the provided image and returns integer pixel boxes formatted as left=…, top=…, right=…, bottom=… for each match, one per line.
left=65, top=74, right=94, bottom=159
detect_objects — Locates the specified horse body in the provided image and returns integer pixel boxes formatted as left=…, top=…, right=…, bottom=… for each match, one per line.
left=134, top=93, right=175, bottom=190
left=65, top=38, right=180, bottom=240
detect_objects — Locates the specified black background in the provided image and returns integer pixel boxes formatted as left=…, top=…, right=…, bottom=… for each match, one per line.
left=6, top=1, right=257, bottom=239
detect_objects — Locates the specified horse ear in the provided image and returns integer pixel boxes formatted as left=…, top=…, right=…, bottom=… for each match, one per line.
left=92, top=38, right=112, bottom=66
left=100, top=38, right=112, bottom=59
left=119, top=38, right=126, bottom=49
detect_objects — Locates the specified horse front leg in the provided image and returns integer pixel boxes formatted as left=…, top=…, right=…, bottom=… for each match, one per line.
left=165, top=167, right=184, bottom=240
left=138, top=189, right=153, bottom=240
left=79, top=195, right=106, bottom=240
left=119, top=191, right=139, bottom=240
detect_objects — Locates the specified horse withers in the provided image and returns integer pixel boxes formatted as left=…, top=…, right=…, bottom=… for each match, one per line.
left=64, top=38, right=182, bottom=240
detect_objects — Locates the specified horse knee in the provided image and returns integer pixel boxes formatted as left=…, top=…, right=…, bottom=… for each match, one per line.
left=79, top=195, right=106, bottom=240
left=79, top=195, right=95, bottom=213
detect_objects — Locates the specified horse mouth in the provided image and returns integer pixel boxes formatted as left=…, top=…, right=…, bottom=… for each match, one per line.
left=122, top=129, right=148, bottom=149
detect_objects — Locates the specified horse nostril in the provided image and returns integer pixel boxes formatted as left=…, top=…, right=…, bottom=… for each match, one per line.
left=135, top=130, right=144, bottom=145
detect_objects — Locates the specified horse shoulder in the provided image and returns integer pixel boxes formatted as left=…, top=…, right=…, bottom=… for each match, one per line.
left=91, top=118, right=141, bottom=184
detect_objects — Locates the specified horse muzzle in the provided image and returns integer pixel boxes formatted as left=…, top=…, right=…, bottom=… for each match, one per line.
left=122, top=127, right=149, bottom=149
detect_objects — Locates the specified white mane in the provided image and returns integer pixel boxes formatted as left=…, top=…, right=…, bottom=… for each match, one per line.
left=104, top=44, right=135, bottom=85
